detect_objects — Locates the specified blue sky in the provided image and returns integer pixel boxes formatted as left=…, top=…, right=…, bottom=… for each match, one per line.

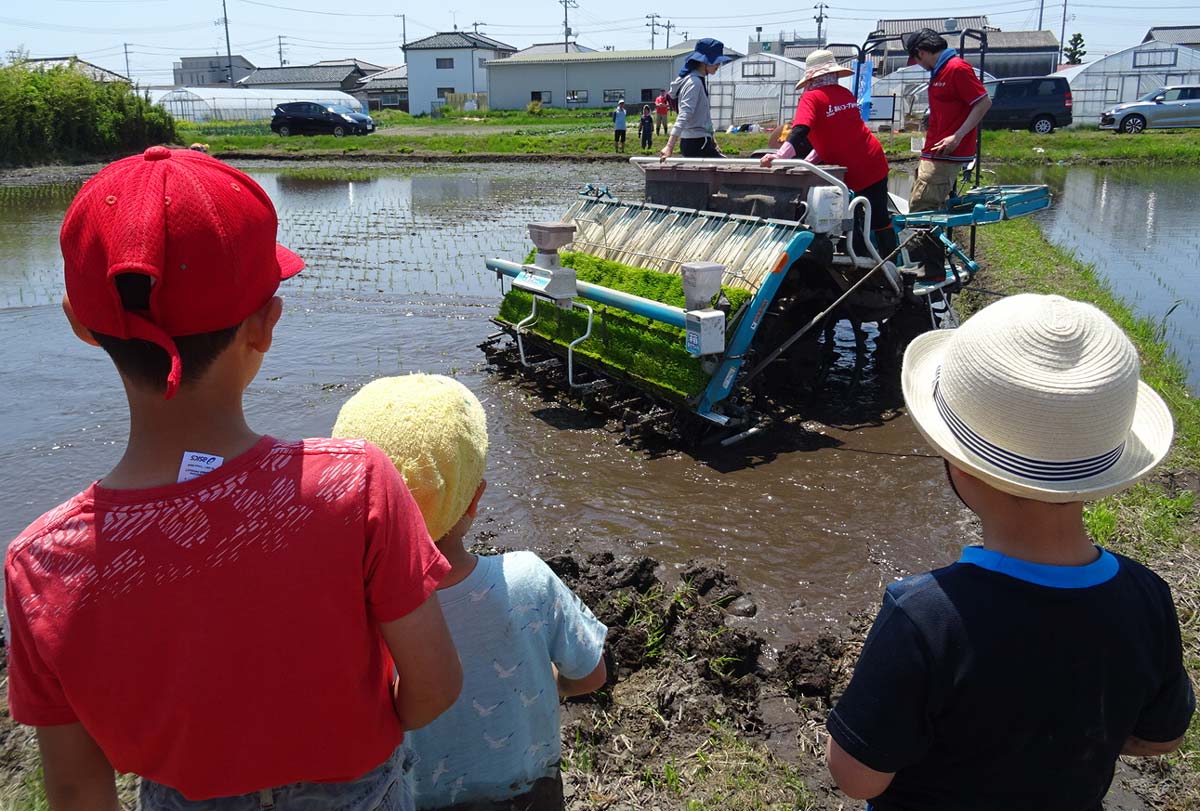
left=4, top=0, right=1196, bottom=85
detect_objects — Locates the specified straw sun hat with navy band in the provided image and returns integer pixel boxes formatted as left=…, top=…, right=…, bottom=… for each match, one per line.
left=901, top=294, right=1174, bottom=503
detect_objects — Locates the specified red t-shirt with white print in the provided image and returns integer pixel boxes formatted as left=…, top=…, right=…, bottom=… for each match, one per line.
left=5, top=436, right=449, bottom=800
left=923, top=55, right=989, bottom=162
left=792, top=83, right=889, bottom=191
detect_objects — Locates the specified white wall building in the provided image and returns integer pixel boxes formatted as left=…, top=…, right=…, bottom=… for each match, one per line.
left=1056, top=40, right=1200, bottom=122
left=405, top=31, right=516, bottom=115
left=486, top=45, right=697, bottom=111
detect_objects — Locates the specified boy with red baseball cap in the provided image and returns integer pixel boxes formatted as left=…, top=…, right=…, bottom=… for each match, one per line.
left=5, top=146, right=463, bottom=810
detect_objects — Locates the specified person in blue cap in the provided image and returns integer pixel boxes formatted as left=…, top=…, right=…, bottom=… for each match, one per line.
left=659, top=38, right=733, bottom=160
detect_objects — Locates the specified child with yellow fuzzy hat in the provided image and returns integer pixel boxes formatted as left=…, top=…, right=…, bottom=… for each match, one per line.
left=334, top=374, right=608, bottom=810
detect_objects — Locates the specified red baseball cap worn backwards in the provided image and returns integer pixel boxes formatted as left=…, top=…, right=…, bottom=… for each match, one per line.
left=61, top=146, right=304, bottom=399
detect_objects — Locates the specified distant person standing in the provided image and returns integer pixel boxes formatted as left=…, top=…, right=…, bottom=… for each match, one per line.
left=638, top=105, right=654, bottom=150
left=654, top=89, right=671, bottom=135
left=612, top=99, right=628, bottom=153
left=659, top=38, right=734, bottom=160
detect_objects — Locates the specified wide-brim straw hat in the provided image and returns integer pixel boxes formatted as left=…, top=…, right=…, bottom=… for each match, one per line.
left=796, top=49, right=855, bottom=89
left=901, top=294, right=1173, bottom=503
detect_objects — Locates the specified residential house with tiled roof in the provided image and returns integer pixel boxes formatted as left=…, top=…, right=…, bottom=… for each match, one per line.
left=237, top=63, right=369, bottom=97
left=404, top=31, right=516, bottom=114
left=313, top=58, right=386, bottom=74
left=872, top=16, right=991, bottom=74
left=356, top=64, right=408, bottom=111
left=1143, top=26, right=1200, bottom=50
left=22, top=56, right=129, bottom=83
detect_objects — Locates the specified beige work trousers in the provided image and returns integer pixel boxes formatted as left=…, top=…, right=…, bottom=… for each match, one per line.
left=909, top=159, right=962, bottom=212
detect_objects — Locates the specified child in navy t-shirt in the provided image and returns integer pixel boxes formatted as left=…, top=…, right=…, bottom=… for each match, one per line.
left=826, top=294, right=1194, bottom=811
left=638, top=105, right=654, bottom=149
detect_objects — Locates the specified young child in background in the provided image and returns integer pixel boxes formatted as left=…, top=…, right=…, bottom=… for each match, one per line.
left=826, top=293, right=1194, bottom=810
left=638, top=104, right=654, bottom=150
left=5, top=148, right=462, bottom=810
left=334, top=374, right=608, bottom=811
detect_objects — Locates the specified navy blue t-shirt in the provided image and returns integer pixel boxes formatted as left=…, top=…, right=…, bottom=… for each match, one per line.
left=828, top=547, right=1194, bottom=811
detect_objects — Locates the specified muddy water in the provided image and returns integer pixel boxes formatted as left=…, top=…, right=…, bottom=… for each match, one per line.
left=0, top=162, right=974, bottom=643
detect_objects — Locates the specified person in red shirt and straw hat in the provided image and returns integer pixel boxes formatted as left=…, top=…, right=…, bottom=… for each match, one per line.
left=761, top=49, right=897, bottom=258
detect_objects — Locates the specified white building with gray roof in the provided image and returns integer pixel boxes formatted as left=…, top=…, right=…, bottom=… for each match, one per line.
left=405, top=31, right=516, bottom=115
left=485, top=44, right=700, bottom=110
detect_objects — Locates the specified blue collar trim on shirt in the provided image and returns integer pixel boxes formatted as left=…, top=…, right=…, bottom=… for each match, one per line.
left=959, top=546, right=1120, bottom=588
left=930, top=47, right=958, bottom=80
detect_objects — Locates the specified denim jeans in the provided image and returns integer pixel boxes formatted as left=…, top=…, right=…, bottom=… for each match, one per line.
left=139, top=746, right=413, bottom=811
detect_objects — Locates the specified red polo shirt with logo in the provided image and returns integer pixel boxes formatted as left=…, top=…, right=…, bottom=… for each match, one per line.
left=5, top=437, right=449, bottom=800
left=792, top=83, right=889, bottom=191
left=923, top=55, right=989, bottom=162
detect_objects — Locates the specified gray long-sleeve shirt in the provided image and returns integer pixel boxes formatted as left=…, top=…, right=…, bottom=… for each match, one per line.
left=670, top=71, right=714, bottom=139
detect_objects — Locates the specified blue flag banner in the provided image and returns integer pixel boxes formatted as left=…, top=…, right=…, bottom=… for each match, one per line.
left=854, top=61, right=873, bottom=122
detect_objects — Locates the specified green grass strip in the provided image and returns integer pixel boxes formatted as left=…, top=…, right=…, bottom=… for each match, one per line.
left=496, top=252, right=752, bottom=401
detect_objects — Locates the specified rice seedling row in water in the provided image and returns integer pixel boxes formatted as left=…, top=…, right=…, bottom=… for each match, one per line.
left=496, top=252, right=753, bottom=401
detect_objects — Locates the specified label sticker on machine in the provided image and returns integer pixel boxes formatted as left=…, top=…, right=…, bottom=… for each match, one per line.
left=514, top=272, right=550, bottom=291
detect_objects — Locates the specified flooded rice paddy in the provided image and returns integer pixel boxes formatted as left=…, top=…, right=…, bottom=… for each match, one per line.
left=0, top=160, right=1193, bottom=642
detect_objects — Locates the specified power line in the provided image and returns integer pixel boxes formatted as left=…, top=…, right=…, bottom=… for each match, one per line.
left=237, top=0, right=398, bottom=17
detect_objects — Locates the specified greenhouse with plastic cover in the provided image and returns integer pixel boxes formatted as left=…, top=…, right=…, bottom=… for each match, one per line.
left=152, top=88, right=363, bottom=122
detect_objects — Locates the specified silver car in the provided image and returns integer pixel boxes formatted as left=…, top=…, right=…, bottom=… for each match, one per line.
left=1100, top=85, right=1200, bottom=133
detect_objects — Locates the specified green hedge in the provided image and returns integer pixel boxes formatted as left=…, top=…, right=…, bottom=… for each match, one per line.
left=497, top=252, right=752, bottom=401
left=0, top=60, right=176, bottom=165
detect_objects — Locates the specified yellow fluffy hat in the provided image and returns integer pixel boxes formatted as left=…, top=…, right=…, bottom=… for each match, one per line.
left=333, top=374, right=489, bottom=541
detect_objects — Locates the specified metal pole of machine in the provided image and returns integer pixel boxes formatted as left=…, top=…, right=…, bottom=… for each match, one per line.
left=221, top=0, right=234, bottom=86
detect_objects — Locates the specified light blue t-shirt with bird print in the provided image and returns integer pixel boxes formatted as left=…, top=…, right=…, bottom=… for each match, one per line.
left=406, top=551, right=608, bottom=808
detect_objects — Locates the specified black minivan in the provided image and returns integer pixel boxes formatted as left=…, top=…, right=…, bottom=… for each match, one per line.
left=981, top=76, right=1073, bottom=133
left=270, top=102, right=375, bottom=137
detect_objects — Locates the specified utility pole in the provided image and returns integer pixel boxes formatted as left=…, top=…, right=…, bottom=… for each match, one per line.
left=123, top=43, right=130, bottom=81
left=398, top=13, right=407, bottom=58
left=1037, top=0, right=1045, bottom=29
left=813, top=3, right=828, bottom=47
left=277, top=35, right=286, bottom=67
left=471, top=21, right=485, bottom=34
left=646, top=13, right=661, bottom=49
left=559, top=0, right=577, bottom=53
left=1059, top=0, right=1068, bottom=65
left=220, top=0, right=234, bottom=86
left=663, top=20, right=674, bottom=48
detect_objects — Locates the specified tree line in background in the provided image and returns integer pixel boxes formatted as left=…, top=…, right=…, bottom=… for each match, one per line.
left=1, top=53, right=176, bottom=166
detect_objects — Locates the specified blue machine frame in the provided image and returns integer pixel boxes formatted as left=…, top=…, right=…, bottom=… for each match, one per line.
left=482, top=183, right=1048, bottom=427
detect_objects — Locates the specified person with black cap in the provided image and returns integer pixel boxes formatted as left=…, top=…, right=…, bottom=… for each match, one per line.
left=659, top=38, right=733, bottom=160
left=904, top=28, right=992, bottom=282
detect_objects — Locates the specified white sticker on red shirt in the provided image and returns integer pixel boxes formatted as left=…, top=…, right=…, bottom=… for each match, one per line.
left=177, top=451, right=225, bottom=483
